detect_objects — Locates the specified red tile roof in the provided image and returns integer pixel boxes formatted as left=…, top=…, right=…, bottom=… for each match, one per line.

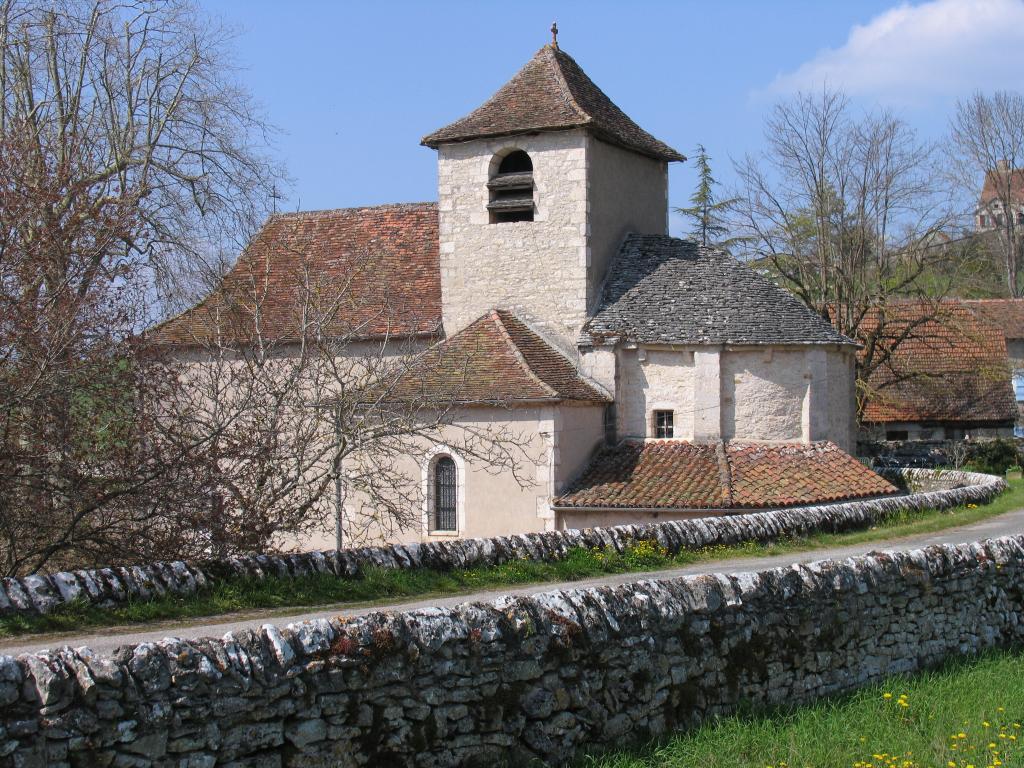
left=422, top=45, right=684, bottom=163
left=147, top=203, right=441, bottom=345
left=388, top=310, right=610, bottom=405
left=963, top=298, right=1024, bottom=340
left=859, top=302, right=1015, bottom=424
left=981, top=167, right=1024, bottom=206
left=555, top=440, right=896, bottom=510
left=727, top=442, right=894, bottom=508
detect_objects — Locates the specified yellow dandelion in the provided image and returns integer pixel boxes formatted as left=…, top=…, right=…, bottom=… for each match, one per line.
left=884, top=692, right=893, bottom=699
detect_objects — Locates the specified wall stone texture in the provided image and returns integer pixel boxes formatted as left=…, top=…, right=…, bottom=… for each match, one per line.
left=2, top=534, right=1024, bottom=766
left=0, top=469, right=1005, bottom=620
left=437, top=131, right=590, bottom=352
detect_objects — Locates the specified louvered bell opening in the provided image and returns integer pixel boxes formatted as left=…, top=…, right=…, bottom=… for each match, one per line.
left=489, top=151, right=534, bottom=223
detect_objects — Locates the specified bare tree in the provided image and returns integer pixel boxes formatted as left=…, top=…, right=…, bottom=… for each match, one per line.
left=731, top=88, right=967, bottom=415
left=0, top=0, right=288, bottom=576
left=144, top=230, right=536, bottom=559
left=950, top=91, right=1024, bottom=297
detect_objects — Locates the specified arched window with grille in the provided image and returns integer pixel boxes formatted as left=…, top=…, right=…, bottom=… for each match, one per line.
left=432, top=456, right=458, bottom=532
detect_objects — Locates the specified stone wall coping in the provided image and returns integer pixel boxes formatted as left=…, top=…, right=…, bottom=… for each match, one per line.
left=0, top=532, right=1022, bottom=765
left=0, top=467, right=1005, bottom=617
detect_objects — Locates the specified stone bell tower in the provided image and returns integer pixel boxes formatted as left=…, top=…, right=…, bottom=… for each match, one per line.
left=422, top=32, right=685, bottom=352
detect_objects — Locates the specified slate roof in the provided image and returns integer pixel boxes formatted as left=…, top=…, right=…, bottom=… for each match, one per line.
left=147, top=204, right=441, bottom=345
left=387, top=309, right=610, bottom=405
left=963, top=298, right=1024, bottom=341
left=583, top=235, right=855, bottom=347
left=859, top=302, right=1016, bottom=425
left=422, top=44, right=684, bottom=163
left=554, top=440, right=897, bottom=510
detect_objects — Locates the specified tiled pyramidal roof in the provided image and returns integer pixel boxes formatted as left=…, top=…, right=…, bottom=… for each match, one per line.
left=555, top=440, right=897, bottom=510
left=389, top=309, right=610, bottom=405
left=147, top=203, right=441, bottom=345
left=583, top=235, right=855, bottom=346
left=422, top=45, right=684, bottom=162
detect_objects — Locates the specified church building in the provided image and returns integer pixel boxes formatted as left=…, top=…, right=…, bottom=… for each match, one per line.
left=152, top=36, right=896, bottom=549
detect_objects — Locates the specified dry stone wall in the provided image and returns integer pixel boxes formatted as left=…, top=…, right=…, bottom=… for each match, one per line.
left=0, top=469, right=1005, bottom=618
left=2, top=535, right=1024, bottom=766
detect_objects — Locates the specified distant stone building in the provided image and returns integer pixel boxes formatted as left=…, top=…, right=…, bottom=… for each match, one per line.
left=975, top=161, right=1024, bottom=232
left=152, top=37, right=895, bottom=548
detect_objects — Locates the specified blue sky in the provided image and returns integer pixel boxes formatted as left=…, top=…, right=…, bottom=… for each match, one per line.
left=201, top=0, right=1024, bottom=235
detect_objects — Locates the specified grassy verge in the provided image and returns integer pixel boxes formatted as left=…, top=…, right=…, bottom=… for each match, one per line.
left=2, top=479, right=1020, bottom=640
left=580, top=648, right=1024, bottom=768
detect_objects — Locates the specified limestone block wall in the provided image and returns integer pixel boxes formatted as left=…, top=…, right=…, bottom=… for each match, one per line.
left=614, top=344, right=855, bottom=450
left=3, top=536, right=1024, bottom=766
left=722, top=348, right=807, bottom=442
left=616, top=347, right=697, bottom=440
left=827, top=347, right=857, bottom=451
left=438, top=131, right=589, bottom=350
left=0, top=469, right=1003, bottom=618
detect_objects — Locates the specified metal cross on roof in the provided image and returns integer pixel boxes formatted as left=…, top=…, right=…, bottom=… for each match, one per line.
left=551, top=22, right=558, bottom=48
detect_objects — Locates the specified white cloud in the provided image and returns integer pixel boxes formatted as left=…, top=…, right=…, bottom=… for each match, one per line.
left=765, top=0, right=1024, bottom=101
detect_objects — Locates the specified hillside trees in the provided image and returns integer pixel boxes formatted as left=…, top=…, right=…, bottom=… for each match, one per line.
left=730, top=88, right=977, bottom=414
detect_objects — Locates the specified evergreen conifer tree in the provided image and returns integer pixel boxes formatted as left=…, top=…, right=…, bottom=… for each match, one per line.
left=675, top=145, right=738, bottom=248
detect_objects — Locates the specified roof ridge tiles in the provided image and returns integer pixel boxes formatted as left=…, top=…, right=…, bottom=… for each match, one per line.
left=544, top=45, right=591, bottom=124
left=488, top=309, right=560, bottom=399
left=715, top=441, right=734, bottom=507
left=269, top=201, right=438, bottom=220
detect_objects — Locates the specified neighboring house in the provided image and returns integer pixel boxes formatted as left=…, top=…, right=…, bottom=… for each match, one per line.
left=963, top=298, right=1024, bottom=437
left=153, top=38, right=895, bottom=548
left=975, top=161, right=1024, bottom=232
left=859, top=302, right=1016, bottom=442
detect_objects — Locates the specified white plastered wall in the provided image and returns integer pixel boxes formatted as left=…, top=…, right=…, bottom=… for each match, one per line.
left=290, top=403, right=605, bottom=550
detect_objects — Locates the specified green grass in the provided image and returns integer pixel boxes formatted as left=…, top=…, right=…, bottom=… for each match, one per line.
left=2, top=479, right=1021, bottom=641
left=580, top=649, right=1024, bottom=768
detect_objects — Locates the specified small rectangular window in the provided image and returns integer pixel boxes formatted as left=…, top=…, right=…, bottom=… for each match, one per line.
left=885, top=429, right=908, bottom=441
left=654, top=410, right=674, bottom=439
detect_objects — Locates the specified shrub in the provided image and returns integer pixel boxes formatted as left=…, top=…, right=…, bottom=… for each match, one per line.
left=965, top=438, right=1021, bottom=475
